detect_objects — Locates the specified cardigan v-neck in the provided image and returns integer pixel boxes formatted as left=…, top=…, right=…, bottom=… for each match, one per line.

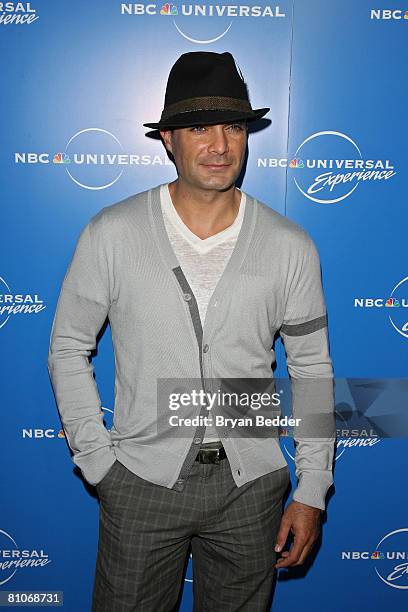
left=149, top=183, right=258, bottom=346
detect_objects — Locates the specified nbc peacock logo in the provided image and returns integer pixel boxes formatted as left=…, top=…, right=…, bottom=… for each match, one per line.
left=52, top=152, right=70, bottom=165
left=160, top=3, right=178, bottom=15
left=289, top=158, right=304, bottom=168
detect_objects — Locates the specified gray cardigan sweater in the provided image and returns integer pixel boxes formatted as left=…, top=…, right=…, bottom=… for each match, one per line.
left=48, top=183, right=335, bottom=510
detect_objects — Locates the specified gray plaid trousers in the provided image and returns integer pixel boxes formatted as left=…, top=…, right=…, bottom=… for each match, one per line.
left=92, top=457, right=290, bottom=612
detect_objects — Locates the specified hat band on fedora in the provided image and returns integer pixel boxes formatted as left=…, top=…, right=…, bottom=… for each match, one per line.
left=161, top=95, right=252, bottom=122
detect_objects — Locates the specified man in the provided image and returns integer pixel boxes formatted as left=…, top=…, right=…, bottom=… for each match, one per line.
left=48, top=51, right=335, bottom=611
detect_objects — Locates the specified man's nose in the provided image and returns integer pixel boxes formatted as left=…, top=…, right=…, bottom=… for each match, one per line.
left=208, top=126, right=229, bottom=155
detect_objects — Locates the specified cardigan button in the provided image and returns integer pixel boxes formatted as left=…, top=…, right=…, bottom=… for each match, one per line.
left=183, top=293, right=192, bottom=301
left=203, top=344, right=209, bottom=353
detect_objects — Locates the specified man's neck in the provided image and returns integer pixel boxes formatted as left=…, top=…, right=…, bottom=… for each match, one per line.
left=167, top=179, right=241, bottom=240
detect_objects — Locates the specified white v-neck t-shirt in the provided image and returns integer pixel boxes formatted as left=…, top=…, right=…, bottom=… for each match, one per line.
left=160, top=182, right=246, bottom=443
left=160, top=182, right=246, bottom=323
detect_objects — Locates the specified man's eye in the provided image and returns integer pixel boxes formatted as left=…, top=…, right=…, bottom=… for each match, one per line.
left=191, top=126, right=206, bottom=133
left=228, top=124, right=244, bottom=131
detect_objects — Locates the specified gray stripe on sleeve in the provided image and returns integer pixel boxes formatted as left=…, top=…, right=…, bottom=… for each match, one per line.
left=281, top=314, right=327, bottom=337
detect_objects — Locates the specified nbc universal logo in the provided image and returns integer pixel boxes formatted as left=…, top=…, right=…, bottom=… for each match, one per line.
left=0, top=276, right=46, bottom=330
left=342, top=529, right=408, bottom=589
left=354, top=277, right=408, bottom=339
left=281, top=408, right=380, bottom=466
left=15, top=128, right=174, bottom=191
left=121, top=3, right=286, bottom=43
left=370, top=8, right=408, bottom=20
left=21, top=407, right=114, bottom=442
left=0, top=2, right=39, bottom=25
left=0, top=529, right=51, bottom=586
left=259, top=131, right=396, bottom=204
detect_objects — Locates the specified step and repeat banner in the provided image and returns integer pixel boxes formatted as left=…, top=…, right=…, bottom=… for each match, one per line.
left=1, top=1, right=406, bottom=610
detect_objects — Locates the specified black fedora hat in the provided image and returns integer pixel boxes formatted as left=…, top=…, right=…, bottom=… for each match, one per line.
left=143, top=51, right=270, bottom=130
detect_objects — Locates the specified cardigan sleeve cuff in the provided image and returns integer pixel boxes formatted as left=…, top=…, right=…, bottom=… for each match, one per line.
left=72, top=445, right=117, bottom=486
left=291, top=470, right=333, bottom=511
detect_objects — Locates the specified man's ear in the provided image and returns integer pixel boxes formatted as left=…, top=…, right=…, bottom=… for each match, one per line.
left=160, top=129, right=173, bottom=154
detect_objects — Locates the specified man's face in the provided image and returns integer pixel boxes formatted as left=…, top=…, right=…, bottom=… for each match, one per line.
left=160, top=121, right=248, bottom=192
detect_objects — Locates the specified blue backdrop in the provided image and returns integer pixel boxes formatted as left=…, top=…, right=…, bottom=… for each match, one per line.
left=1, top=0, right=407, bottom=609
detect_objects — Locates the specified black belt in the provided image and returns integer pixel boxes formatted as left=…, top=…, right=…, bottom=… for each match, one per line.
left=195, top=443, right=227, bottom=464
